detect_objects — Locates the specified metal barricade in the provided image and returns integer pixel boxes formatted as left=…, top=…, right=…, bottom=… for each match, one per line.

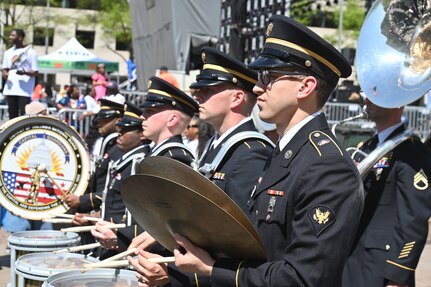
left=56, top=108, right=94, bottom=138
left=119, top=90, right=147, bottom=106
left=324, top=102, right=431, bottom=141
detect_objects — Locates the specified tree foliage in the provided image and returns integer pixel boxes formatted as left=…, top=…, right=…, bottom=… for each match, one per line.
left=98, top=0, right=131, bottom=51
left=1, top=0, right=64, bottom=46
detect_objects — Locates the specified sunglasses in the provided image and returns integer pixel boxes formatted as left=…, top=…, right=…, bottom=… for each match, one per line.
left=187, top=124, right=199, bottom=129
left=258, top=69, right=305, bottom=86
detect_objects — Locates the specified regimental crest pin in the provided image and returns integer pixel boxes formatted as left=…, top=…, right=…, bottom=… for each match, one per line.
left=148, top=80, right=152, bottom=89
left=266, top=22, right=273, bottom=37
left=201, top=52, right=206, bottom=63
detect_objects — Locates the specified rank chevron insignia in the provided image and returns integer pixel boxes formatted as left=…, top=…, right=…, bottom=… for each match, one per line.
left=414, top=169, right=428, bottom=190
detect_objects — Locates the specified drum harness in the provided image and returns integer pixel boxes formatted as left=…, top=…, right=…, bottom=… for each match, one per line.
left=197, top=131, right=275, bottom=178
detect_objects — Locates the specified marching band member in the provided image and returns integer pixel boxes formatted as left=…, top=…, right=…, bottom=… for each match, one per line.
left=91, top=102, right=150, bottom=259
left=158, top=15, right=363, bottom=287
left=343, top=98, right=431, bottom=287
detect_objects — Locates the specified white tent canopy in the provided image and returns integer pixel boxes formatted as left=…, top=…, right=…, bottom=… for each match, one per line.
left=38, top=37, right=119, bottom=76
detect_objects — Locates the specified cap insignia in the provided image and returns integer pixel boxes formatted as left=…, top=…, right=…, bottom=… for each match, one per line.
left=124, top=104, right=128, bottom=110
left=305, top=60, right=312, bottom=67
left=232, top=77, right=238, bottom=84
left=266, top=22, right=273, bottom=37
left=201, top=52, right=206, bottom=63
left=148, top=80, right=152, bottom=89
left=172, top=101, right=177, bottom=106
left=414, top=169, right=428, bottom=190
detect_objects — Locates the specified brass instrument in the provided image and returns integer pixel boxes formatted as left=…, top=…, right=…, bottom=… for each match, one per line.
left=354, top=0, right=431, bottom=176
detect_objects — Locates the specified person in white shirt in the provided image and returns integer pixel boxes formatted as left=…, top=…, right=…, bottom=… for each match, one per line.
left=2, top=29, right=39, bottom=119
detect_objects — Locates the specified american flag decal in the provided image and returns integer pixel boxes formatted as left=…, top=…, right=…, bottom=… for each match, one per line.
left=2, top=171, right=70, bottom=205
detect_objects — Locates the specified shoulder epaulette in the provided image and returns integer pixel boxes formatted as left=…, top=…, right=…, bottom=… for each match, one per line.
left=309, top=130, right=343, bottom=156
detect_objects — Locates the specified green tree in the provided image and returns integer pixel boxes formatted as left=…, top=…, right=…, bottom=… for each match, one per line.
left=334, top=0, right=366, bottom=37
left=94, top=0, right=131, bottom=59
left=1, top=0, right=64, bottom=46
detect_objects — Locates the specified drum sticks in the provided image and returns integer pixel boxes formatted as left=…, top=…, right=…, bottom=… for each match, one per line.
left=61, top=223, right=126, bottom=232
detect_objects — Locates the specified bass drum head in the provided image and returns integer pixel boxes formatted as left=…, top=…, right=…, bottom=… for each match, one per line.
left=0, top=115, right=90, bottom=220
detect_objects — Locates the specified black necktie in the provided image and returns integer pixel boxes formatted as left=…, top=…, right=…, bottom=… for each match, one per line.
left=368, top=135, right=379, bottom=152
left=272, top=142, right=281, bottom=158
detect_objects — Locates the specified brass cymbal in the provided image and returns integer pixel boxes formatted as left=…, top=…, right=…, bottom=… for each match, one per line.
left=121, top=173, right=266, bottom=260
left=135, top=156, right=261, bottom=241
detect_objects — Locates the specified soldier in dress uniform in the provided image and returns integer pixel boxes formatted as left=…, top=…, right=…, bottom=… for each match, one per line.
left=342, top=98, right=431, bottom=287
left=128, top=47, right=274, bottom=286
left=140, top=76, right=199, bottom=165
left=91, top=102, right=151, bottom=259
left=65, top=99, right=124, bottom=213
left=165, top=15, right=363, bottom=287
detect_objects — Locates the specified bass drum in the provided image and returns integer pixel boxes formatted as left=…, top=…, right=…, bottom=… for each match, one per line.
left=0, top=115, right=90, bottom=220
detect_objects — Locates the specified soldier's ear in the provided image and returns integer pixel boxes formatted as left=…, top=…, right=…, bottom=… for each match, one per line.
left=166, top=112, right=179, bottom=127
left=231, top=89, right=245, bottom=109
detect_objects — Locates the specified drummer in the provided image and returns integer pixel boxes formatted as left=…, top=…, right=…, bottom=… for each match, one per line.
left=133, top=15, right=364, bottom=287
left=64, top=99, right=125, bottom=214
left=91, top=102, right=151, bottom=259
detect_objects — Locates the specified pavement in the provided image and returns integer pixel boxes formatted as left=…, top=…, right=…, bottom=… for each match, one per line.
left=0, top=225, right=431, bottom=286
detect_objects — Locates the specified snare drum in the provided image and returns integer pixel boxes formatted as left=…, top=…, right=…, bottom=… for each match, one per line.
left=7, top=230, right=80, bottom=287
left=15, top=252, right=99, bottom=287
left=43, top=269, right=140, bottom=287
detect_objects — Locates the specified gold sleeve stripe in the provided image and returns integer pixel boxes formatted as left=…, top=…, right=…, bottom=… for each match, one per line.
left=148, top=89, right=196, bottom=110
left=194, top=273, right=200, bottom=287
left=95, top=195, right=102, bottom=200
left=90, top=193, right=94, bottom=209
left=404, top=241, right=416, bottom=246
left=203, top=64, right=257, bottom=84
left=399, top=251, right=411, bottom=255
left=243, top=142, right=251, bottom=149
left=398, top=254, right=409, bottom=259
left=401, top=247, right=413, bottom=252
left=235, top=260, right=246, bottom=287
left=265, top=37, right=342, bottom=77
left=386, top=260, right=415, bottom=271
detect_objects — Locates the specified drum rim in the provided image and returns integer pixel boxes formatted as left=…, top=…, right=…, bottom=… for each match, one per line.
left=8, top=230, right=80, bottom=247
left=15, top=252, right=99, bottom=278
left=0, top=116, right=90, bottom=220
left=44, top=268, right=138, bottom=285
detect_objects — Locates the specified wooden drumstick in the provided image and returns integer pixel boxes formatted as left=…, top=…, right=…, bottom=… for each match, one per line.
left=49, top=213, right=74, bottom=219
left=43, top=171, right=67, bottom=196
left=81, top=256, right=176, bottom=272
left=48, top=213, right=101, bottom=222
left=102, top=248, right=137, bottom=263
left=53, top=242, right=102, bottom=254
left=61, top=223, right=126, bottom=232
left=80, top=248, right=137, bottom=272
left=43, top=218, right=73, bottom=223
